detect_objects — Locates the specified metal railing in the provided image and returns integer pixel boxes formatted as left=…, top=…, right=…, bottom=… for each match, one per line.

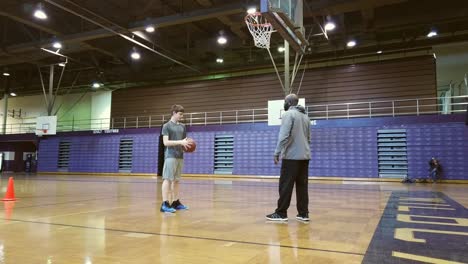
left=110, top=108, right=269, bottom=129
left=1, top=95, right=467, bottom=135
left=307, top=95, right=467, bottom=120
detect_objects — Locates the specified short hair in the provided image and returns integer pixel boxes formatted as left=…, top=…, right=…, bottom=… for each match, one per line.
left=171, top=104, right=184, bottom=115
left=285, top=94, right=299, bottom=106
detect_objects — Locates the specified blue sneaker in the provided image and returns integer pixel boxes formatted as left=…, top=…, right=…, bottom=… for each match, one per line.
left=171, top=200, right=189, bottom=210
left=160, top=201, right=176, bottom=213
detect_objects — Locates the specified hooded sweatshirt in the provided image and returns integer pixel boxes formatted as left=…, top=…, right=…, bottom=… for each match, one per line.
left=274, top=105, right=311, bottom=160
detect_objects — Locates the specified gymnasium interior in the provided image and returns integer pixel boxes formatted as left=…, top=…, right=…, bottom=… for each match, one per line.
left=0, top=0, right=467, bottom=263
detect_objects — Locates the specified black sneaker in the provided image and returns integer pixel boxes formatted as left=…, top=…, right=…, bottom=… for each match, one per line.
left=266, top=212, right=288, bottom=221
left=296, top=213, right=309, bottom=222
left=171, top=199, right=189, bottom=210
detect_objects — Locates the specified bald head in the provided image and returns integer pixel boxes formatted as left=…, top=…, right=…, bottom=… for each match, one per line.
left=285, top=94, right=299, bottom=106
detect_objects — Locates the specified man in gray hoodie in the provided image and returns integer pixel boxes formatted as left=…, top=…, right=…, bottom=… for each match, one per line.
left=266, top=94, right=311, bottom=222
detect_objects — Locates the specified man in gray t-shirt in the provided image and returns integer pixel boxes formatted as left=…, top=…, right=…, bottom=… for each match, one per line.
left=162, top=121, right=187, bottom=159
left=160, top=104, right=192, bottom=213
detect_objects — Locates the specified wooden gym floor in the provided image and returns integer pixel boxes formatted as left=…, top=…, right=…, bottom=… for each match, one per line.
left=0, top=175, right=467, bottom=263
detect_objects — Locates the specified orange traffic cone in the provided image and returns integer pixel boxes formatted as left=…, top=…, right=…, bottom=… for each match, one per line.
left=2, top=177, right=16, bottom=201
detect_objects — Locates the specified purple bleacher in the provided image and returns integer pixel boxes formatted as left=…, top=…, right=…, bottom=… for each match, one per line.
left=37, top=138, right=60, bottom=172
left=183, top=131, right=215, bottom=174
left=131, top=134, right=158, bottom=173
left=35, top=114, right=467, bottom=180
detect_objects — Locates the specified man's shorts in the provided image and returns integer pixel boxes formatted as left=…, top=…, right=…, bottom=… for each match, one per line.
left=162, top=158, right=184, bottom=181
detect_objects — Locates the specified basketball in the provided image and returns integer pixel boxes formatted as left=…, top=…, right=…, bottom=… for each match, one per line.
left=184, top=138, right=196, bottom=153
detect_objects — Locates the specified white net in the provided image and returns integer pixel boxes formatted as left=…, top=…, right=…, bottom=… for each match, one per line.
left=245, top=13, right=274, bottom=49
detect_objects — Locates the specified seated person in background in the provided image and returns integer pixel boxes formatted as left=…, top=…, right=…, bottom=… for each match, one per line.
left=428, top=157, right=442, bottom=183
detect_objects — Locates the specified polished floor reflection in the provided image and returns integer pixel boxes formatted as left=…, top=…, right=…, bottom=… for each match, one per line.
left=0, top=175, right=467, bottom=263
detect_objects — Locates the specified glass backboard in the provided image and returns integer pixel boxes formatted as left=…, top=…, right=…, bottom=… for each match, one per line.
left=260, top=0, right=307, bottom=53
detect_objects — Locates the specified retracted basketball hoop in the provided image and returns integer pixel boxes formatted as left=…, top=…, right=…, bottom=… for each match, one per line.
left=245, top=12, right=274, bottom=49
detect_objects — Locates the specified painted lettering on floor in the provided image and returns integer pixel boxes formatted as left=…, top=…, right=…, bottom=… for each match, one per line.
left=363, top=191, right=468, bottom=263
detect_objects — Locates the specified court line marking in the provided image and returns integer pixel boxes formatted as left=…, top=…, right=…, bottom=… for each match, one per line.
left=0, top=217, right=365, bottom=257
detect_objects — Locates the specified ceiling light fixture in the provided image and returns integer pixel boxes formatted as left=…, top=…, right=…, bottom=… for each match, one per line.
left=346, top=40, right=356, bottom=47
left=427, top=30, right=438, bottom=38
left=145, top=25, right=155, bottom=33
left=52, top=42, right=62, bottom=49
left=130, top=48, right=141, bottom=60
left=33, top=3, right=48, bottom=20
left=324, top=22, right=336, bottom=31
left=247, top=8, right=256, bottom=14
left=217, top=36, right=227, bottom=45
left=34, top=10, right=47, bottom=20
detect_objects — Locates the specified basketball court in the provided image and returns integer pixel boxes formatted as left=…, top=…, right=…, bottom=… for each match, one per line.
left=2, top=175, right=467, bottom=263
left=1, top=0, right=468, bottom=263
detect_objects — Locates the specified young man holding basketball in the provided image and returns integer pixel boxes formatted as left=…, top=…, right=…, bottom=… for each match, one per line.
left=160, top=104, right=192, bottom=213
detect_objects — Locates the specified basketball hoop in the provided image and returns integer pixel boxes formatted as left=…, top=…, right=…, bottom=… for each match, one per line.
left=245, top=12, right=285, bottom=92
left=245, top=12, right=274, bottom=49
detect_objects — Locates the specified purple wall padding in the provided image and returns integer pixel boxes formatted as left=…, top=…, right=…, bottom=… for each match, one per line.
left=37, top=129, right=160, bottom=174
left=68, top=136, right=121, bottom=173
left=406, top=123, right=467, bottom=180
left=183, top=131, right=215, bottom=174
left=131, top=133, right=158, bottom=173
left=310, top=127, right=378, bottom=177
left=233, top=129, right=278, bottom=175
left=37, top=138, right=60, bottom=172
left=32, top=114, right=467, bottom=179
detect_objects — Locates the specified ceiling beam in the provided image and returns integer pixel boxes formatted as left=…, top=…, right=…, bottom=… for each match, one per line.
left=0, top=10, right=123, bottom=63
left=361, top=7, right=375, bottom=31
left=130, top=3, right=244, bottom=31
left=195, top=0, right=213, bottom=7
left=194, top=0, right=248, bottom=40
left=217, top=16, right=249, bottom=41
left=43, top=0, right=199, bottom=72
left=157, top=0, right=211, bottom=62
left=2, top=3, right=244, bottom=54
left=304, top=0, right=407, bottom=16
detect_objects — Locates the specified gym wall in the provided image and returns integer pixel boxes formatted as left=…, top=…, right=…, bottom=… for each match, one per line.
left=35, top=114, right=467, bottom=180
left=111, top=56, right=436, bottom=117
